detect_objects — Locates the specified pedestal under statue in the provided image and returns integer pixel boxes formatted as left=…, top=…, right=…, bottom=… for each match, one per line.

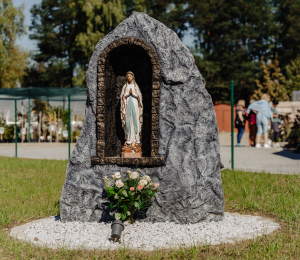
left=120, top=71, right=143, bottom=158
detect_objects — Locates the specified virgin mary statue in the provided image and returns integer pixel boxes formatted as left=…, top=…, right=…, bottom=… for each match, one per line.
left=120, top=71, right=143, bottom=144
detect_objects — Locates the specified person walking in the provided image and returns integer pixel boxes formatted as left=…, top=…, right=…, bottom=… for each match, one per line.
left=247, top=94, right=273, bottom=148
left=270, top=100, right=280, bottom=147
left=235, top=100, right=247, bottom=147
left=248, top=99, right=257, bottom=147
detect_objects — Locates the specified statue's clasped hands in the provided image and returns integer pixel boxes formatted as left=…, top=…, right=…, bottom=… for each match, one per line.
left=129, top=88, right=138, bottom=99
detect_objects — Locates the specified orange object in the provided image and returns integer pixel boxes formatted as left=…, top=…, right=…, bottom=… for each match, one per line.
left=214, top=104, right=249, bottom=132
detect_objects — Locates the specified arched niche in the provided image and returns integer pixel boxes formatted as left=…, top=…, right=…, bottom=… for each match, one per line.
left=92, top=37, right=164, bottom=166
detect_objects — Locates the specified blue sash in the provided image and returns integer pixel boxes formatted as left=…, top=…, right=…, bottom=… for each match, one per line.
left=126, top=96, right=138, bottom=135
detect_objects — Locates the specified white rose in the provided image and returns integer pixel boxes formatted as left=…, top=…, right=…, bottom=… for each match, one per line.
left=114, top=172, right=121, bottom=179
left=139, top=179, right=148, bottom=186
left=115, top=180, right=124, bottom=188
left=130, top=171, right=139, bottom=179
left=143, top=175, right=151, bottom=182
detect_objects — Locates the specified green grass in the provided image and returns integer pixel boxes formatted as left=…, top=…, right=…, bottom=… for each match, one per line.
left=0, top=156, right=300, bottom=259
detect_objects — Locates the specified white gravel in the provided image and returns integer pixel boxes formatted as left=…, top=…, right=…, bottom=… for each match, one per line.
left=21, top=213, right=267, bottom=250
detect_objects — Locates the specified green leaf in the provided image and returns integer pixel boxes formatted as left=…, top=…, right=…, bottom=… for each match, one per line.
left=126, top=211, right=131, bottom=216
left=115, top=213, right=121, bottom=220
left=134, top=202, right=139, bottom=208
left=122, top=190, right=128, bottom=197
left=114, top=194, right=119, bottom=199
left=110, top=202, right=117, bottom=209
left=121, top=213, right=126, bottom=220
left=108, top=188, right=116, bottom=194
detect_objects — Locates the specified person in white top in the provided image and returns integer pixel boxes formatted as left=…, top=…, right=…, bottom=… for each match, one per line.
left=120, top=71, right=143, bottom=144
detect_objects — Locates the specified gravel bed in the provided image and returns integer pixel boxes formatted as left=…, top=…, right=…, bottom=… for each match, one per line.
left=21, top=213, right=266, bottom=250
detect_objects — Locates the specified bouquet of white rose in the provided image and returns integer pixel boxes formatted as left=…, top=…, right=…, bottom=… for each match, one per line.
left=104, top=170, right=159, bottom=223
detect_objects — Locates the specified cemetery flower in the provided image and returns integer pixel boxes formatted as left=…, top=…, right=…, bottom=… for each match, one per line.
left=105, top=169, right=159, bottom=223
left=130, top=171, right=139, bottom=179
left=143, top=175, right=151, bottom=182
left=115, top=180, right=124, bottom=188
left=139, top=179, right=147, bottom=186
left=103, top=176, right=108, bottom=180
left=114, top=172, right=121, bottom=179
left=154, top=183, right=159, bottom=188
left=138, top=184, right=145, bottom=190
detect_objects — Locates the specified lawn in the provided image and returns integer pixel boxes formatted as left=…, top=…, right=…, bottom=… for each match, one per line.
left=0, top=156, right=300, bottom=259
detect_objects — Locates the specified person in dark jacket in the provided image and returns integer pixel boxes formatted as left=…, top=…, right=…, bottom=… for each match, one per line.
left=236, top=100, right=247, bottom=147
left=270, top=100, right=280, bottom=147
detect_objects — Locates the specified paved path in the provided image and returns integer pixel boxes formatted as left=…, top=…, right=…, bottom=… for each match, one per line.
left=0, top=133, right=299, bottom=174
left=221, top=146, right=300, bottom=174
left=219, top=132, right=300, bottom=174
left=0, top=143, right=76, bottom=160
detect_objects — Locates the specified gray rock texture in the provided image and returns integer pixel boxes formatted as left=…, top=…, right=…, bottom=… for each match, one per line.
left=60, top=12, right=224, bottom=224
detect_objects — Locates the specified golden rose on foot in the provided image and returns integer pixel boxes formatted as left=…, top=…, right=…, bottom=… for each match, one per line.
left=115, top=180, right=124, bottom=188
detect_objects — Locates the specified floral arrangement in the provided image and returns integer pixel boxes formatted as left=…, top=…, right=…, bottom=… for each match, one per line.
left=104, top=170, right=159, bottom=223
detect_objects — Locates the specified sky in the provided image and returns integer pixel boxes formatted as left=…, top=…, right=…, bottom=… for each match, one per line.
left=14, top=0, right=196, bottom=52
left=15, top=0, right=41, bottom=51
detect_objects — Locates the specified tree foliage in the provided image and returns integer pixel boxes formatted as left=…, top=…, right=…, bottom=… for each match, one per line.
left=23, top=0, right=300, bottom=103
left=274, top=0, right=300, bottom=69
left=29, top=0, right=85, bottom=87
left=29, top=0, right=124, bottom=88
left=0, top=0, right=28, bottom=88
left=254, top=56, right=287, bottom=101
left=188, top=0, right=279, bottom=103
left=76, top=0, right=124, bottom=61
left=124, top=0, right=187, bottom=39
left=74, top=0, right=125, bottom=87
left=285, top=56, right=300, bottom=99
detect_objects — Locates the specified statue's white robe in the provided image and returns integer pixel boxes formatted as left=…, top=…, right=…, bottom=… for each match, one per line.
left=120, top=83, right=143, bottom=144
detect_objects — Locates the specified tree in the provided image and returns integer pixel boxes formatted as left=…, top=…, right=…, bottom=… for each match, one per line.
left=74, top=0, right=125, bottom=87
left=0, top=0, right=28, bottom=88
left=30, top=0, right=85, bottom=88
left=274, top=0, right=300, bottom=70
left=22, top=60, right=70, bottom=88
left=29, top=0, right=124, bottom=88
left=188, top=0, right=279, bottom=103
left=254, top=56, right=287, bottom=101
left=124, top=0, right=188, bottom=39
left=76, top=0, right=124, bottom=62
left=285, top=56, right=300, bottom=99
